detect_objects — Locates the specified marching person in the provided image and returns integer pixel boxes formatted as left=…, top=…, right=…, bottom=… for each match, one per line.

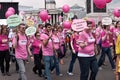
left=95, top=21, right=103, bottom=55
left=40, top=23, right=54, bottom=80
left=98, top=23, right=115, bottom=70
left=0, top=25, right=11, bottom=76
left=51, top=27, right=63, bottom=76
left=12, top=23, right=33, bottom=80
left=57, top=26, right=65, bottom=64
left=77, top=21, right=98, bottom=80
left=8, top=28, right=19, bottom=72
left=114, top=21, right=120, bottom=80
left=28, top=32, right=43, bottom=77
left=67, top=31, right=79, bottom=76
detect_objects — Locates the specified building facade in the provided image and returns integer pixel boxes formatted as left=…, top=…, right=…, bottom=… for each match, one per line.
left=86, top=0, right=109, bottom=23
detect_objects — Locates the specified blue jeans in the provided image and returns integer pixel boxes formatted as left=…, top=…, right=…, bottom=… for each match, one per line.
left=43, top=56, right=54, bottom=80
left=51, top=55, right=61, bottom=75
left=78, top=56, right=98, bottom=80
left=16, top=59, right=27, bottom=80
left=98, top=47, right=115, bottom=69
left=68, top=52, right=78, bottom=72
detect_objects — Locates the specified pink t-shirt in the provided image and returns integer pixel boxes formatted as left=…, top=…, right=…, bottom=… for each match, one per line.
left=28, top=35, right=35, bottom=44
left=77, top=31, right=95, bottom=55
left=40, top=33, right=53, bottom=56
left=12, top=33, right=28, bottom=60
left=71, top=33, right=79, bottom=52
left=101, top=30, right=110, bottom=47
left=52, top=34, right=60, bottom=50
left=57, top=32, right=65, bottom=45
left=95, top=26, right=103, bottom=44
left=0, top=35, right=9, bottom=51
left=32, top=38, right=41, bottom=54
left=110, top=26, right=115, bottom=33
left=39, top=28, right=44, bottom=34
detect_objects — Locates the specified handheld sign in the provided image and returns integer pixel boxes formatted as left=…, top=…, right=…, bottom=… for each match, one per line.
left=7, top=15, right=22, bottom=28
left=0, top=19, right=7, bottom=25
left=102, top=17, right=112, bottom=25
left=25, top=27, right=36, bottom=36
left=71, top=19, right=87, bottom=32
left=26, top=19, right=35, bottom=27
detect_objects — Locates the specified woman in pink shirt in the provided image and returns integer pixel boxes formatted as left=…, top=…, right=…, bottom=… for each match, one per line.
left=28, top=32, right=43, bottom=77
left=57, top=26, right=65, bottom=64
left=51, top=28, right=63, bottom=76
left=0, top=25, right=11, bottom=76
left=67, top=31, right=79, bottom=76
left=95, top=21, right=103, bottom=55
left=98, top=24, right=115, bottom=70
left=77, top=21, right=98, bottom=80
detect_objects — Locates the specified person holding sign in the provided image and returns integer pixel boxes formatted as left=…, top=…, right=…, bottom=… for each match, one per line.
left=12, top=23, right=33, bottom=80
left=77, top=21, right=98, bottom=80
left=0, top=25, right=11, bottom=76
left=98, top=20, right=115, bottom=70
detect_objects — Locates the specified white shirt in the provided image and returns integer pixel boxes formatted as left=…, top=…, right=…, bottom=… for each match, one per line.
left=8, top=29, right=15, bottom=47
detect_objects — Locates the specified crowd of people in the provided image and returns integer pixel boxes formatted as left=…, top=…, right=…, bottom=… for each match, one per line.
left=0, top=19, right=120, bottom=80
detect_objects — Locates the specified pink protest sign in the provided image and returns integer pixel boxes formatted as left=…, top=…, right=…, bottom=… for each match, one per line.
left=71, top=19, right=87, bottom=32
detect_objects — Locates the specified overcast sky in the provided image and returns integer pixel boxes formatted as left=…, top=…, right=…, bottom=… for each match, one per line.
left=0, top=0, right=119, bottom=9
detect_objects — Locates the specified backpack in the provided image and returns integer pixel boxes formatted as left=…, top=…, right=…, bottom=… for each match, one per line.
left=16, top=34, right=28, bottom=43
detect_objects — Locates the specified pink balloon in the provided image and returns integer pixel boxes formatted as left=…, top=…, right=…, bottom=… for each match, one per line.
left=5, top=10, right=14, bottom=18
left=8, top=7, right=15, bottom=14
left=39, top=10, right=48, bottom=22
left=41, top=18, right=47, bottom=22
left=47, top=15, right=51, bottom=20
left=62, top=4, right=70, bottom=13
left=113, top=8, right=120, bottom=17
left=94, top=0, right=106, bottom=9
left=63, top=21, right=71, bottom=29
left=95, top=4, right=106, bottom=9
left=106, top=0, right=112, bottom=3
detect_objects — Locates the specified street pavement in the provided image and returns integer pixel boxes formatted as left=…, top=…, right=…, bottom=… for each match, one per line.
left=0, top=50, right=116, bottom=80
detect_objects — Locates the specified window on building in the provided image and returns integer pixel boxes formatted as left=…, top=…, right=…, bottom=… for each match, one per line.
left=93, top=3, right=106, bottom=13
left=86, top=0, right=91, bottom=14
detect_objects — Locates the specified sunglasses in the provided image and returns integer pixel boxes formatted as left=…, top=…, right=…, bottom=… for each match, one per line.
left=36, top=34, right=40, bottom=36
left=22, top=27, right=26, bottom=29
left=54, top=29, right=57, bottom=31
